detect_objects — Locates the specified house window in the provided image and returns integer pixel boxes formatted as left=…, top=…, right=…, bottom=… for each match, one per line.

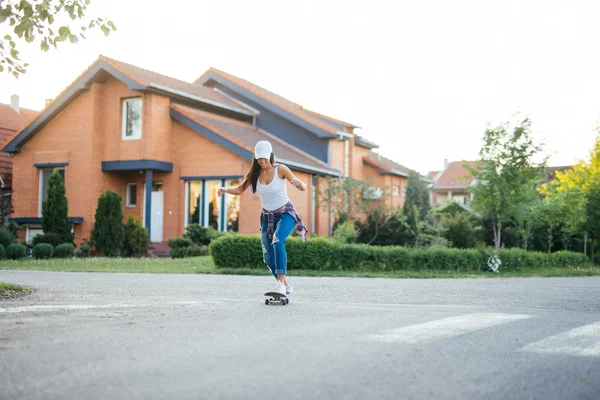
left=226, top=179, right=240, bottom=232
left=126, top=183, right=137, bottom=207
left=393, top=185, right=399, bottom=196
left=38, top=167, right=65, bottom=216
left=206, top=180, right=221, bottom=231
left=122, top=97, right=142, bottom=140
left=185, top=179, right=239, bottom=232
left=402, top=187, right=406, bottom=197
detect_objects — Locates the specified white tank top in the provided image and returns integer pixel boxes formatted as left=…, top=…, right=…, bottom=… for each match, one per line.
left=255, top=165, right=290, bottom=211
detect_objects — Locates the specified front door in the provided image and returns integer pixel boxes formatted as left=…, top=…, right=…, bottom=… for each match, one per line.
left=150, top=184, right=164, bottom=243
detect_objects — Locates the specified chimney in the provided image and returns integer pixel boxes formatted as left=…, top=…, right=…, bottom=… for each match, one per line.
left=10, top=94, right=19, bottom=113
left=444, top=158, right=449, bottom=169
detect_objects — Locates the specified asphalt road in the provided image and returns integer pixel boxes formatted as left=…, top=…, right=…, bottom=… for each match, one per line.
left=1, top=270, right=599, bottom=400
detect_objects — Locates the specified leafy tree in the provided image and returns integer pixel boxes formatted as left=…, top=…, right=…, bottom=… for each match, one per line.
left=585, top=182, right=600, bottom=264
left=536, top=196, right=565, bottom=253
left=0, top=0, right=116, bottom=78
left=403, top=169, right=431, bottom=230
left=467, top=117, right=547, bottom=251
left=91, top=190, right=123, bottom=257
left=540, top=134, right=600, bottom=255
left=438, top=211, right=482, bottom=249
left=41, top=170, right=73, bottom=244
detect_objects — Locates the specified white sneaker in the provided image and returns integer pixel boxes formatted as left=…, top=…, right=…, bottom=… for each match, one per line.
left=272, top=281, right=286, bottom=296
left=286, top=285, right=293, bottom=297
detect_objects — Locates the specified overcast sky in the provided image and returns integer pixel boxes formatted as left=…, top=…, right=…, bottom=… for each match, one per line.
left=1, top=0, right=599, bottom=174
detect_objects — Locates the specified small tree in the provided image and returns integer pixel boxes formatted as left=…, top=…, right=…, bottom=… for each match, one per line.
left=316, top=176, right=391, bottom=241
left=122, top=216, right=149, bottom=258
left=41, top=171, right=73, bottom=244
left=91, top=190, right=123, bottom=257
left=467, top=116, right=547, bottom=251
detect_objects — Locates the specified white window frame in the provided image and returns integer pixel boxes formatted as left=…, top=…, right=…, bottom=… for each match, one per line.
left=393, top=185, right=399, bottom=196
left=126, top=183, right=137, bottom=207
left=402, top=187, right=406, bottom=197
left=121, top=97, right=143, bottom=140
left=38, top=167, right=65, bottom=217
left=26, top=225, right=44, bottom=242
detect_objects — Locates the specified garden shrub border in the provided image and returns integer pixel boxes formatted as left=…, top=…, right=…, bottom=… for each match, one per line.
left=209, top=234, right=589, bottom=272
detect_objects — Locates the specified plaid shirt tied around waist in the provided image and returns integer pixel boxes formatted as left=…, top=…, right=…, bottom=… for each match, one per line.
left=261, top=201, right=308, bottom=243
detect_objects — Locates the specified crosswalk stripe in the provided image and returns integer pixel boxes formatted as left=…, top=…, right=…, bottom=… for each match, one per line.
left=367, top=313, right=532, bottom=344
left=521, top=321, right=600, bottom=357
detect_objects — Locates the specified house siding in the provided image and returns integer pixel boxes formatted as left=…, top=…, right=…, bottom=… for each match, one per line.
left=209, top=85, right=330, bottom=163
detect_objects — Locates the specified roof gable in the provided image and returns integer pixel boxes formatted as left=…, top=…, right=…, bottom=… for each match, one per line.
left=195, top=68, right=357, bottom=138
left=432, top=161, right=478, bottom=189
left=363, top=151, right=411, bottom=177
left=2, top=56, right=258, bottom=153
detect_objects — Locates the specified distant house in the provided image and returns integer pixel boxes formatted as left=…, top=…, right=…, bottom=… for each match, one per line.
left=428, top=159, right=479, bottom=206
left=0, top=95, right=39, bottom=225
left=428, top=159, right=573, bottom=207
left=2, top=55, right=417, bottom=244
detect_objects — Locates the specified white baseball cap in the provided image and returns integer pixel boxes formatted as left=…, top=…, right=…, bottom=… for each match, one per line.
left=254, top=140, right=272, bottom=159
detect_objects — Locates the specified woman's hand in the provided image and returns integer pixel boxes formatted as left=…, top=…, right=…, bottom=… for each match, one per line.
left=217, top=187, right=227, bottom=197
left=291, top=178, right=306, bottom=191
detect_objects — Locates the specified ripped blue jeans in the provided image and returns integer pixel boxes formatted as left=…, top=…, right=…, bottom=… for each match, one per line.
left=261, top=212, right=297, bottom=278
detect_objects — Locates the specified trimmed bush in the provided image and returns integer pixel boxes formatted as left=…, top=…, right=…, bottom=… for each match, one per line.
left=33, top=243, right=54, bottom=259
left=6, top=243, right=27, bottom=260
left=41, top=171, right=74, bottom=244
left=168, top=236, right=194, bottom=249
left=209, top=234, right=589, bottom=272
left=122, top=216, right=150, bottom=257
left=0, top=244, right=6, bottom=259
left=0, top=227, right=14, bottom=248
left=183, top=224, right=226, bottom=245
left=32, top=233, right=63, bottom=247
left=76, top=244, right=91, bottom=258
left=91, top=190, right=124, bottom=257
left=54, top=243, right=75, bottom=258
left=170, top=245, right=208, bottom=258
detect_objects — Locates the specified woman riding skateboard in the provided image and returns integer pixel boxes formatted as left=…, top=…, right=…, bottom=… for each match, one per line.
left=217, top=140, right=308, bottom=297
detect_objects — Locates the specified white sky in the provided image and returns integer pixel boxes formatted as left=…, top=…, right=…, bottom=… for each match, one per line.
left=1, top=0, right=599, bottom=175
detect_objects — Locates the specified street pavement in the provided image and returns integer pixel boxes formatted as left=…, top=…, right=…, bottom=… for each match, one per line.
left=1, top=270, right=599, bottom=400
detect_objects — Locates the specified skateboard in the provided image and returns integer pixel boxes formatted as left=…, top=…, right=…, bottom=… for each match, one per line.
left=264, top=292, right=289, bottom=305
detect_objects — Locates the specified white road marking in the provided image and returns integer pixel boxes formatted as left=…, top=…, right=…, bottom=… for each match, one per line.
left=521, top=322, right=600, bottom=357
left=0, top=301, right=200, bottom=313
left=367, top=313, right=532, bottom=344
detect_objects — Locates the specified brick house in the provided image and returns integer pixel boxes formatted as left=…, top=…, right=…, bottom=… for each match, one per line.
left=2, top=55, right=414, bottom=245
left=0, top=95, right=39, bottom=225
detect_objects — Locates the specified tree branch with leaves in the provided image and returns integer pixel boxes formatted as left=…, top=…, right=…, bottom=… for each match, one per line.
left=0, top=0, right=116, bottom=78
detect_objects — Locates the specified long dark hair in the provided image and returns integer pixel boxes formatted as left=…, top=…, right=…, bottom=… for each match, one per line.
left=242, top=152, right=275, bottom=193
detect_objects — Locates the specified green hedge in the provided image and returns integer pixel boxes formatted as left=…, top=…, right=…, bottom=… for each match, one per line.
left=170, top=245, right=208, bottom=258
left=208, top=235, right=589, bottom=272
left=33, top=243, right=54, bottom=259
left=0, top=244, right=6, bottom=259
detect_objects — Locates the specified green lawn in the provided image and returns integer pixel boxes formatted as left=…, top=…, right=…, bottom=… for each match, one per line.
left=1, top=256, right=600, bottom=278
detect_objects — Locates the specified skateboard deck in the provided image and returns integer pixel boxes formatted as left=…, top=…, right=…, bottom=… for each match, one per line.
left=264, top=292, right=289, bottom=305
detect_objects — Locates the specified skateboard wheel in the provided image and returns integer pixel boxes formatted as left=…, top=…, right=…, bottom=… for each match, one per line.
left=265, top=299, right=269, bottom=305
